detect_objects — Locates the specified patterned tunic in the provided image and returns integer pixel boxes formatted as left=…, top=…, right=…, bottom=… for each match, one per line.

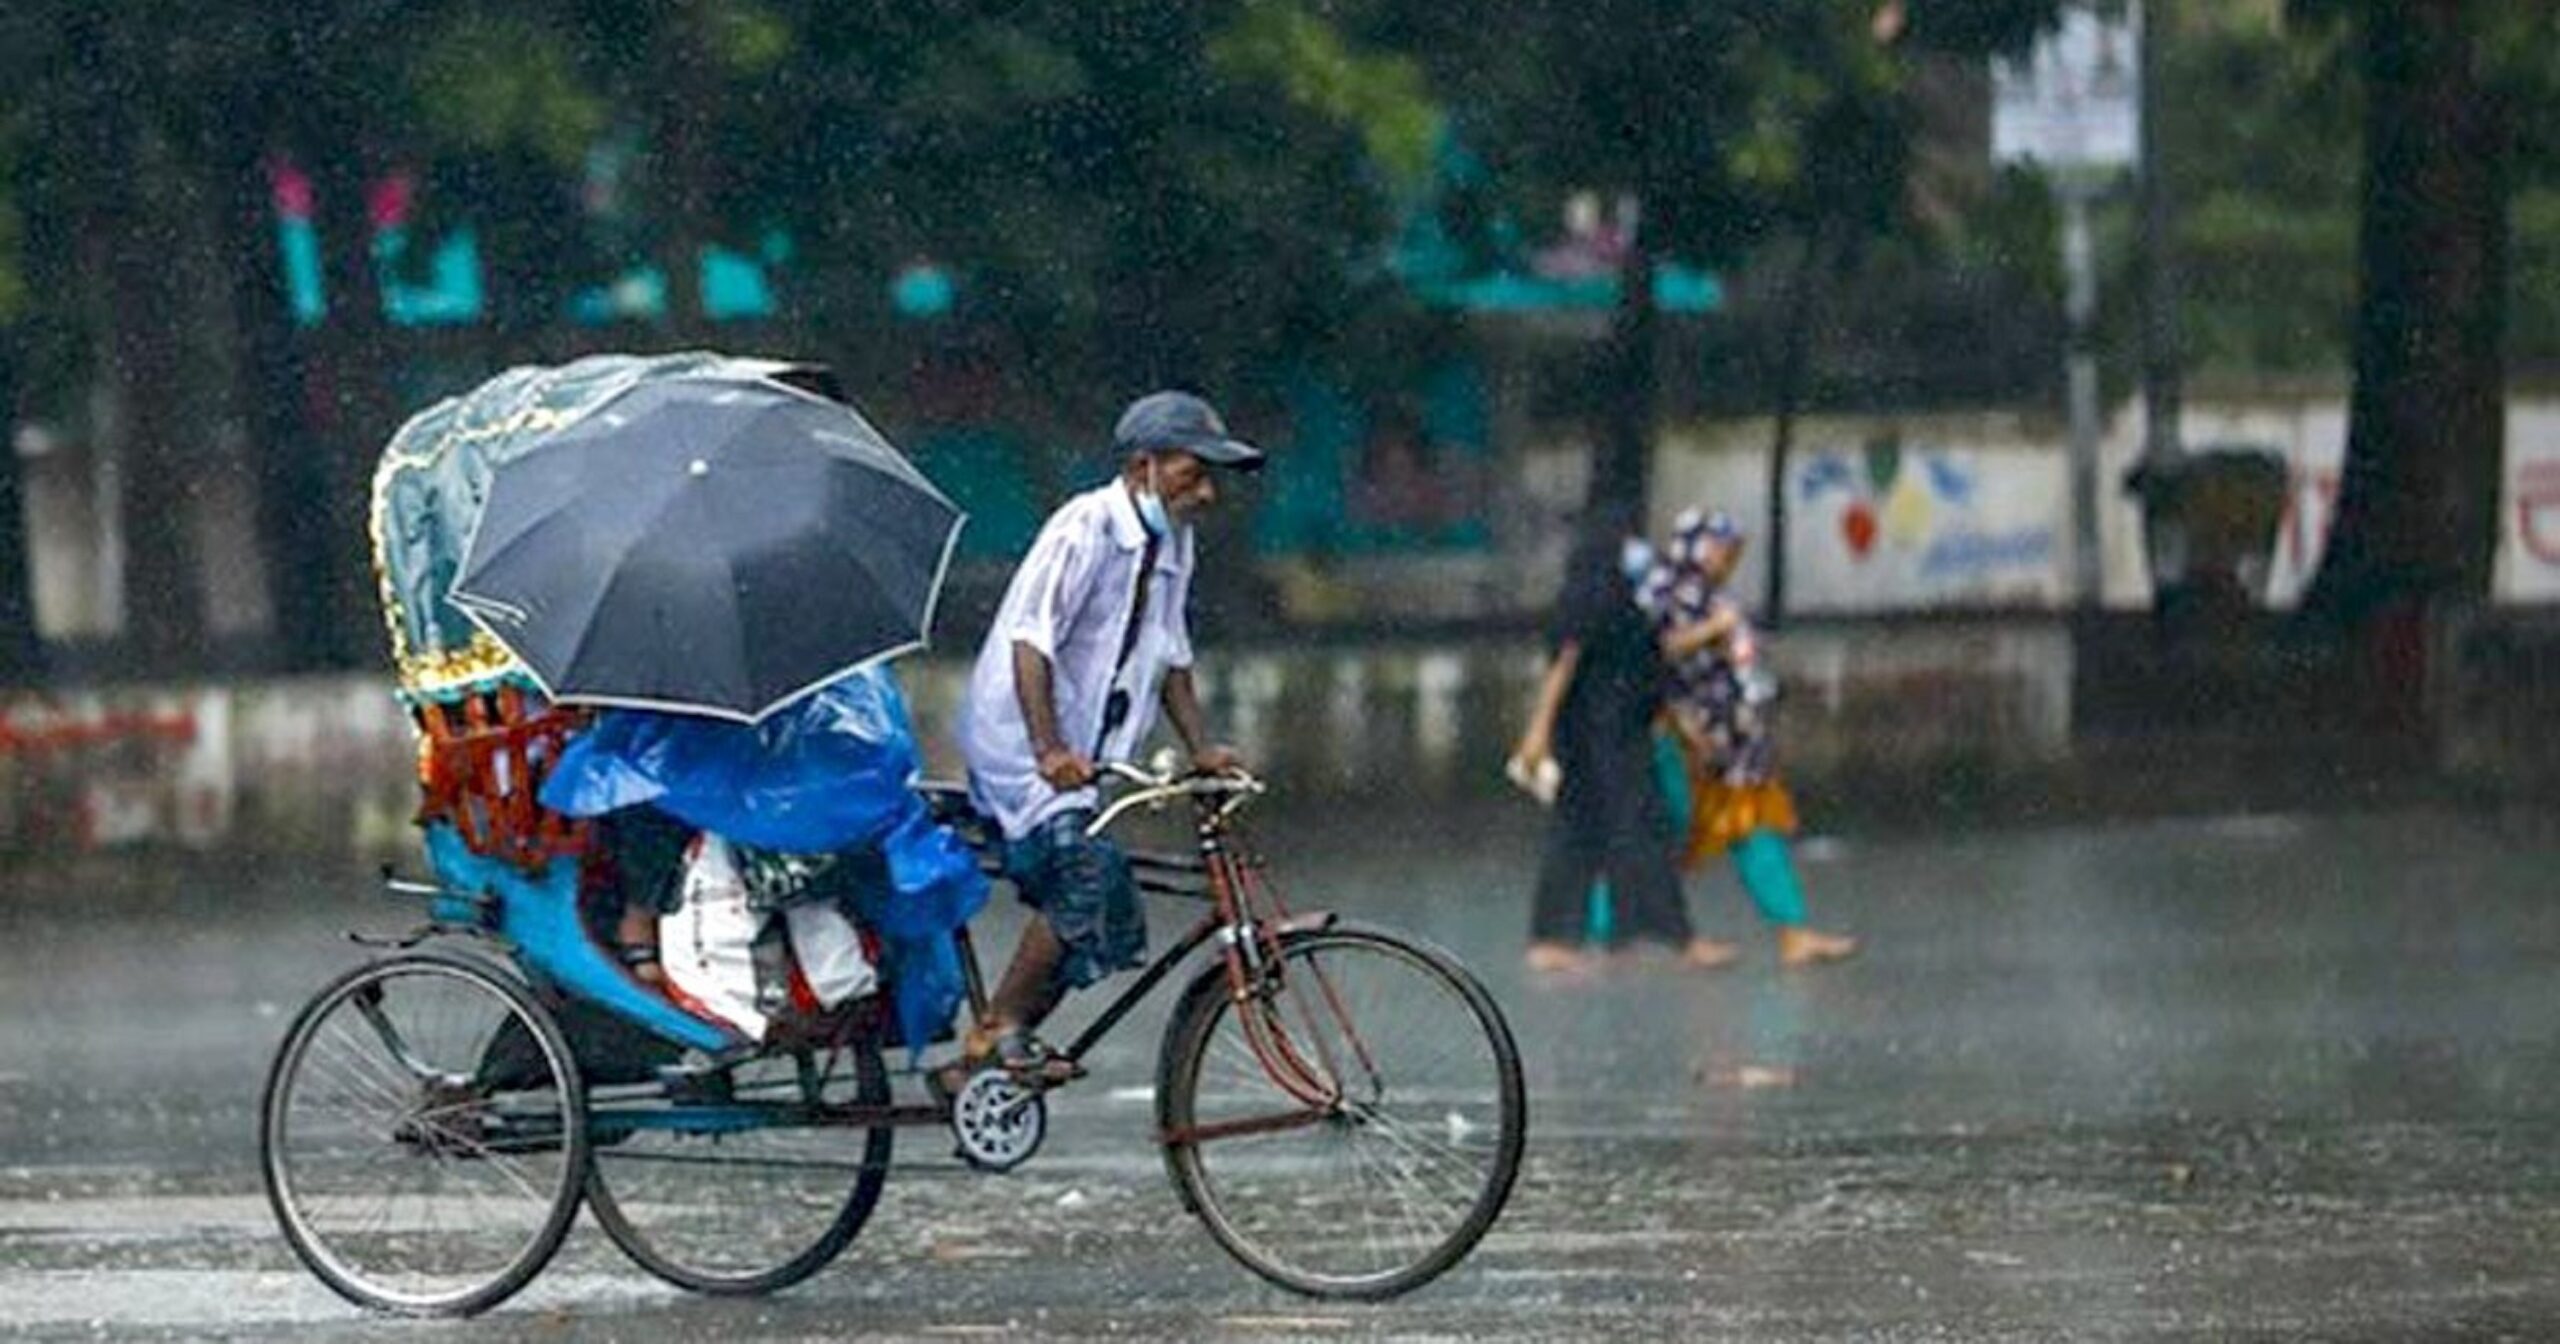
left=1629, top=527, right=1778, bottom=788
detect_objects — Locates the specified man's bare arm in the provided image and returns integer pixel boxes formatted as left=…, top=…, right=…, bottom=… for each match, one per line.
left=1013, top=640, right=1095, bottom=787
left=1159, top=667, right=1240, bottom=771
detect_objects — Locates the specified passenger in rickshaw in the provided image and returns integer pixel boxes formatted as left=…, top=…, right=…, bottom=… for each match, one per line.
left=943, top=391, right=1262, bottom=1091
left=541, top=662, right=989, bottom=1056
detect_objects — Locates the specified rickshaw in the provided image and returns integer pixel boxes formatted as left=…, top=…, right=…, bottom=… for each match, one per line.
left=257, top=354, right=1526, bottom=1317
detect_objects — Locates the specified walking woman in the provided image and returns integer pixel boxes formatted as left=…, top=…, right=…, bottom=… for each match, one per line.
left=1511, top=509, right=1733, bottom=973
left=1641, top=509, right=1857, bottom=967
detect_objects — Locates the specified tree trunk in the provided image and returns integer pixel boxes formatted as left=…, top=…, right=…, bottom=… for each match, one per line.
left=63, top=14, right=201, bottom=673
left=650, top=0, right=717, bottom=339
left=104, top=208, right=216, bottom=674
left=1764, top=226, right=1830, bottom=628
left=0, top=338, right=37, bottom=680
left=2301, top=0, right=2507, bottom=629
left=221, top=103, right=327, bottom=671
left=1594, top=229, right=1658, bottom=525
left=300, top=132, right=401, bottom=669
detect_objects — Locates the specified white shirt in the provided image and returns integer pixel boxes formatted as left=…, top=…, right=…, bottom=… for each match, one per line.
left=959, top=481, right=1196, bottom=839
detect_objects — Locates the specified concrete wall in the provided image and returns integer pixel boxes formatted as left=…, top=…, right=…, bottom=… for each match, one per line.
left=1649, top=393, right=2560, bottom=615
left=0, top=624, right=2077, bottom=857
left=23, top=389, right=2560, bottom=655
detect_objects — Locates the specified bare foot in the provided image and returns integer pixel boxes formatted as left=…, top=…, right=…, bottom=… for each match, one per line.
left=1777, top=926, right=1859, bottom=967
left=1524, top=941, right=1592, bottom=974
left=1680, top=937, right=1741, bottom=969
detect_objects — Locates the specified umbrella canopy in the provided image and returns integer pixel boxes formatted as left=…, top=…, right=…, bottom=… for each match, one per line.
left=449, top=376, right=964, bottom=723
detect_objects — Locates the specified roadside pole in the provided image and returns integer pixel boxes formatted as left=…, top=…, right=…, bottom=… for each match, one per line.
left=2061, top=177, right=2104, bottom=605
left=1993, top=1, right=2141, bottom=609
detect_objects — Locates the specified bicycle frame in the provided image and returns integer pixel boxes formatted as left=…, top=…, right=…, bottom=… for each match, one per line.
left=961, top=792, right=1338, bottom=1084
left=1030, top=784, right=1383, bottom=1148
left=569, top=793, right=1350, bottom=1143
left=377, top=772, right=1381, bottom=1147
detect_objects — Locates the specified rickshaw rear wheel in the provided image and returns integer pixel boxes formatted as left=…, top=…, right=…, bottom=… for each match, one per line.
left=585, top=1035, right=894, bottom=1295
left=261, top=951, right=589, bottom=1317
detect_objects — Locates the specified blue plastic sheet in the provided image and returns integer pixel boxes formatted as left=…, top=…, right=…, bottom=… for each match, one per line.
left=541, top=667, right=990, bottom=1055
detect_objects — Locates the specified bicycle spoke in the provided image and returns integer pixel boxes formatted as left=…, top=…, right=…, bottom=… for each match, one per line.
left=265, top=957, right=584, bottom=1315
left=1166, top=928, right=1521, bottom=1297
left=405, top=1118, right=555, bottom=1204
left=1357, top=1110, right=1494, bottom=1210
left=309, top=1026, right=417, bottom=1115
left=585, top=1042, right=893, bottom=1293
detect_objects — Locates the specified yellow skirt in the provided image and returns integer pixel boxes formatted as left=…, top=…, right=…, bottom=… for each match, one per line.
left=1684, top=777, right=1799, bottom=869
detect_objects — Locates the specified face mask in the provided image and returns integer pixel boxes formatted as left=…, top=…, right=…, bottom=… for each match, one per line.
left=1135, top=459, right=1174, bottom=537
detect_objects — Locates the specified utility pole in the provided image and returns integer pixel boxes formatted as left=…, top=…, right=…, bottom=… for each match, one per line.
left=1992, top=1, right=2141, bottom=609
left=2061, top=179, right=2104, bottom=606
left=2137, top=0, right=2182, bottom=473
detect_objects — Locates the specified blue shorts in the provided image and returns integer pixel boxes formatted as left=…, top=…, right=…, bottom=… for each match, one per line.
left=1004, top=809, right=1144, bottom=990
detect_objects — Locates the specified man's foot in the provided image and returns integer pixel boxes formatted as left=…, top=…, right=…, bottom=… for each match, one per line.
left=1680, top=937, right=1742, bottom=969
left=1777, top=926, right=1859, bottom=967
left=1525, top=941, right=1593, bottom=974
left=927, top=1025, right=1083, bottom=1106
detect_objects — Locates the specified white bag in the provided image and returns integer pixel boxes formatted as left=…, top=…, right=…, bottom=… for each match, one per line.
left=1504, top=753, right=1561, bottom=806
left=784, top=902, right=878, bottom=1008
left=661, top=835, right=771, bottom=1040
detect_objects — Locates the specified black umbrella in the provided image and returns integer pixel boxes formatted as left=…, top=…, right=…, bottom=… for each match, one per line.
left=449, top=375, right=965, bottom=722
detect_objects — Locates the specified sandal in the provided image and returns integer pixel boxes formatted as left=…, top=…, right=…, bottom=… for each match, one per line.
left=926, top=1027, right=1084, bottom=1107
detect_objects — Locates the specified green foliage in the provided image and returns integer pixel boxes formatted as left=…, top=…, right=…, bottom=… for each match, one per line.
left=2507, top=188, right=2560, bottom=360
left=1210, top=3, right=1440, bottom=194
left=0, top=109, right=23, bottom=325
left=2158, top=3, right=2360, bottom=374
left=2478, top=2, right=2560, bottom=184
left=1901, top=0, right=2069, bottom=54
left=25, top=0, right=2560, bottom=426
left=2179, top=191, right=2355, bottom=372
left=0, top=204, right=23, bottom=327
left=1388, top=1, right=2059, bottom=269
left=895, top=21, right=1091, bottom=128
left=2159, top=1, right=2560, bottom=374
left=717, top=3, right=1404, bottom=389
left=708, top=1, right=795, bottom=74
left=411, top=13, right=610, bottom=166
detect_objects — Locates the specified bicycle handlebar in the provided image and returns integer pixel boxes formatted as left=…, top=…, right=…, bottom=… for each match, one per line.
left=1086, top=759, right=1266, bottom=837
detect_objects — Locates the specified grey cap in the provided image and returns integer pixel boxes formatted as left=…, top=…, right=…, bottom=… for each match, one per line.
left=1113, top=390, right=1264, bottom=472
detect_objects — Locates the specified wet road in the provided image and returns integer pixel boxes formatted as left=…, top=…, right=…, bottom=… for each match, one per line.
left=5, top=803, right=2560, bottom=1340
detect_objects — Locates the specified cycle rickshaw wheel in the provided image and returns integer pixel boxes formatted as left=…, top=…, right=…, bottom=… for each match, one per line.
left=1155, top=922, right=1526, bottom=1299
left=584, top=1036, right=894, bottom=1294
left=259, top=952, right=589, bottom=1317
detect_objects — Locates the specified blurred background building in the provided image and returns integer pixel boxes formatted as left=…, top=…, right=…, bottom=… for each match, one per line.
left=4, top=1, right=2557, bottom=849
